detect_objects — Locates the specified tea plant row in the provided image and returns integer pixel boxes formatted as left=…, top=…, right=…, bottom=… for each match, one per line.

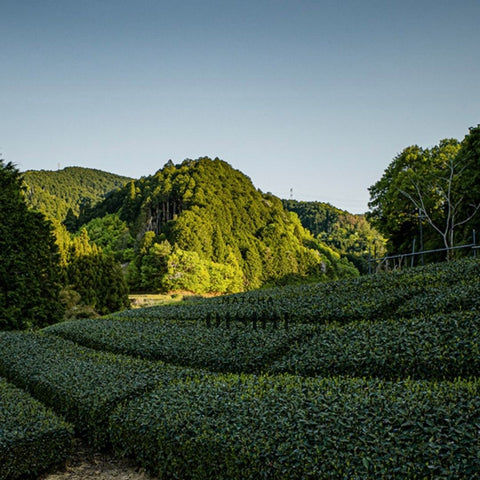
left=0, top=334, right=479, bottom=479
left=45, top=319, right=317, bottom=373
left=112, top=373, right=480, bottom=479
left=117, top=258, right=480, bottom=327
left=0, top=332, right=195, bottom=448
left=270, top=310, right=480, bottom=380
left=0, top=376, right=73, bottom=479
left=46, top=309, right=480, bottom=381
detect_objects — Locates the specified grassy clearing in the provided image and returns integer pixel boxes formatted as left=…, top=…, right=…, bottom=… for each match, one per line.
left=129, top=291, right=215, bottom=308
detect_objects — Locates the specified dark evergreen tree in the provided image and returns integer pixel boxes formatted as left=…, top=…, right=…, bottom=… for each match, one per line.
left=0, top=160, right=64, bottom=330
left=63, top=207, right=79, bottom=232
left=65, top=229, right=130, bottom=315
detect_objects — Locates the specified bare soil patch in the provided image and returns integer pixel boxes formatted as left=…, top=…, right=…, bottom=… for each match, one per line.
left=38, top=439, right=156, bottom=480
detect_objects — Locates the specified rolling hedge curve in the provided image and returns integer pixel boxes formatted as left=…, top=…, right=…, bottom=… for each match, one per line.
left=110, top=373, right=480, bottom=480
left=0, top=377, right=73, bottom=480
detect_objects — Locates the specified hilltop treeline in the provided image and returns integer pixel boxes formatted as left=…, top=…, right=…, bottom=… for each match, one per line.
left=282, top=199, right=386, bottom=272
left=79, top=157, right=358, bottom=293
left=23, top=166, right=132, bottom=225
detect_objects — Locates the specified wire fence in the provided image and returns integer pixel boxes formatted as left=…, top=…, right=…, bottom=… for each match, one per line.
left=368, top=231, right=478, bottom=274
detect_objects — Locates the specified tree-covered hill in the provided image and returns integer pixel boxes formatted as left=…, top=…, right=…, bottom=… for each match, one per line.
left=283, top=199, right=386, bottom=273
left=19, top=167, right=132, bottom=318
left=22, top=167, right=132, bottom=224
left=79, top=157, right=358, bottom=293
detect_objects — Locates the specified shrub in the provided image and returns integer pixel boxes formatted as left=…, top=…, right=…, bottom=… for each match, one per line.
left=114, top=258, right=480, bottom=326
left=0, top=332, right=192, bottom=447
left=270, top=311, right=480, bottom=380
left=0, top=377, right=73, bottom=479
left=111, top=374, right=480, bottom=479
left=45, top=318, right=316, bottom=373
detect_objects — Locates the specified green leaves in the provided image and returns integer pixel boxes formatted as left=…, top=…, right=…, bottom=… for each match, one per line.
left=23, top=166, right=131, bottom=224
left=2, top=256, right=480, bottom=478
left=271, top=311, right=480, bottom=380
left=115, top=257, right=480, bottom=326
left=367, top=129, right=480, bottom=256
left=0, top=377, right=73, bottom=479
left=0, top=160, right=64, bottom=329
left=0, top=332, right=189, bottom=447
left=112, top=374, right=480, bottom=479
left=63, top=228, right=130, bottom=316
left=46, top=318, right=317, bottom=374
left=92, top=157, right=360, bottom=293
left=47, top=258, right=480, bottom=381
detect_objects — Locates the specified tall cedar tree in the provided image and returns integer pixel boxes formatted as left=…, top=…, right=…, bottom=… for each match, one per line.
left=0, top=160, right=64, bottom=330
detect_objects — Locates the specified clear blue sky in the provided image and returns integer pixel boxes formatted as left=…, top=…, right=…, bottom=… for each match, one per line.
left=2, top=0, right=479, bottom=213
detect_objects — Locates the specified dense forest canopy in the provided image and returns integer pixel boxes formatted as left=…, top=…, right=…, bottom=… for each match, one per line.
left=78, top=157, right=358, bottom=293
left=23, top=166, right=131, bottom=225
left=20, top=157, right=399, bottom=297
left=282, top=199, right=386, bottom=272
left=368, top=125, right=480, bottom=258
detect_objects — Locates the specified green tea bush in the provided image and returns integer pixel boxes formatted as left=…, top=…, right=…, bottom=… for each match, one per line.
left=0, top=332, right=193, bottom=447
left=396, top=282, right=480, bottom=317
left=270, top=311, right=480, bottom=380
left=115, top=258, right=480, bottom=326
left=45, top=318, right=316, bottom=373
left=0, top=377, right=73, bottom=480
left=110, top=374, right=480, bottom=479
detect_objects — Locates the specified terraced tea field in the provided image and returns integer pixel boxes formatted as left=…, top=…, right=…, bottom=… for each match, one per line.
left=1, top=258, right=479, bottom=479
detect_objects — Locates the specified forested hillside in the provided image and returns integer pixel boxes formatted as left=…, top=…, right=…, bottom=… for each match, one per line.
left=0, top=161, right=131, bottom=327
left=77, top=157, right=358, bottom=293
left=23, top=167, right=131, bottom=225
left=283, top=199, right=386, bottom=273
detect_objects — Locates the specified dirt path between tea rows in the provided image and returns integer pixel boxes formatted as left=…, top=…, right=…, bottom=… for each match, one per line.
left=38, top=439, right=156, bottom=480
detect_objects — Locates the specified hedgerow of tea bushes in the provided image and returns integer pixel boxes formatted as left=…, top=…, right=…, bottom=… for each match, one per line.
left=110, top=374, right=480, bottom=480
left=396, top=281, right=480, bottom=317
left=0, top=377, right=73, bottom=480
left=0, top=332, right=195, bottom=447
left=45, top=318, right=316, bottom=373
left=270, top=310, right=480, bottom=380
left=115, top=258, right=480, bottom=326
left=45, top=301, right=480, bottom=382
